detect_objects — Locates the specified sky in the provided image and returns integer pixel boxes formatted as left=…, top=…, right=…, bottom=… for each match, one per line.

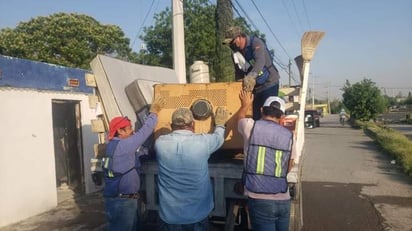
left=0, top=0, right=411, bottom=100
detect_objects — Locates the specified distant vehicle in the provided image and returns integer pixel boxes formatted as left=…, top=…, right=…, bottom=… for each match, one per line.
left=339, top=109, right=347, bottom=126
left=305, top=110, right=321, bottom=128
left=339, top=115, right=346, bottom=126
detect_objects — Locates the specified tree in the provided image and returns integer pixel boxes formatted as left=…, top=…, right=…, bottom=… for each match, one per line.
left=384, top=95, right=397, bottom=108
left=214, top=0, right=264, bottom=82
left=329, top=99, right=345, bottom=114
left=215, top=0, right=234, bottom=82
left=403, top=95, right=412, bottom=105
left=140, top=9, right=173, bottom=68
left=140, top=0, right=217, bottom=79
left=342, top=78, right=388, bottom=121
left=139, top=0, right=259, bottom=82
left=0, top=13, right=137, bottom=69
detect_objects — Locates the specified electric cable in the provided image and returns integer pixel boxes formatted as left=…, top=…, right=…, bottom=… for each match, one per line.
left=291, top=0, right=305, bottom=33
left=232, top=0, right=259, bottom=31
left=231, top=0, right=298, bottom=78
left=281, top=0, right=302, bottom=40
left=301, top=0, right=312, bottom=29
left=131, top=0, right=156, bottom=51
left=250, top=0, right=292, bottom=60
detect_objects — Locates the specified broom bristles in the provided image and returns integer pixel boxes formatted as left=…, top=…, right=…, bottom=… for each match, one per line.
left=301, top=31, right=325, bottom=61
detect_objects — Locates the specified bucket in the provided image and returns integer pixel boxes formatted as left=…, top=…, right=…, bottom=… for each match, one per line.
left=190, top=61, right=210, bottom=83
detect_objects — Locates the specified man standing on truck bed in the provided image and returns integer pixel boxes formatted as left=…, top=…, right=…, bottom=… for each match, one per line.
left=236, top=90, right=295, bottom=231
left=155, top=106, right=229, bottom=231
left=223, top=26, right=281, bottom=120
left=102, top=96, right=165, bottom=231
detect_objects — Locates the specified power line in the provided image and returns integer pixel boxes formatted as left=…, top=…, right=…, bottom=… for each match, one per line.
left=250, top=0, right=292, bottom=60
left=232, top=0, right=290, bottom=75
left=131, top=0, right=156, bottom=51
left=232, top=0, right=259, bottom=31
left=231, top=0, right=301, bottom=82
left=249, top=0, right=302, bottom=82
left=290, top=0, right=305, bottom=33
left=301, top=0, right=312, bottom=29
left=281, top=0, right=302, bottom=41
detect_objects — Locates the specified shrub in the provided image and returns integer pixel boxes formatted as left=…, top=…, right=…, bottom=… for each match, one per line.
left=362, top=121, right=412, bottom=175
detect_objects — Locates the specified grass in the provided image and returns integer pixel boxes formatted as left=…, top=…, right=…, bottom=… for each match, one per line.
left=357, top=120, right=412, bottom=176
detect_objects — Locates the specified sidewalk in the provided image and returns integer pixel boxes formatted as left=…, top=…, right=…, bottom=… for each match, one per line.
left=0, top=190, right=246, bottom=231
left=301, top=115, right=412, bottom=231
left=0, top=190, right=107, bottom=231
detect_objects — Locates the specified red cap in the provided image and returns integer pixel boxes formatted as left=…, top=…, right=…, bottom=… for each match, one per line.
left=108, top=116, right=131, bottom=140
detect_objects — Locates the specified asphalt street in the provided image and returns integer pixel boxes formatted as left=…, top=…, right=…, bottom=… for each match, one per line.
left=300, top=115, right=412, bottom=231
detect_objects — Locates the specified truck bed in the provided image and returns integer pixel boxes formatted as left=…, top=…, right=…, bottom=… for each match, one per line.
left=139, top=149, right=246, bottom=218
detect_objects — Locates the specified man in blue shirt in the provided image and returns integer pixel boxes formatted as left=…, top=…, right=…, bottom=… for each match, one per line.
left=103, top=96, right=165, bottom=231
left=155, top=106, right=229, bottom=231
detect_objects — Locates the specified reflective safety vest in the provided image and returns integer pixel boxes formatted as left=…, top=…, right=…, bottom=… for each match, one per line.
left=102, top=140, right=137, bottom=197
left=244, top=120, right=293, bottom=194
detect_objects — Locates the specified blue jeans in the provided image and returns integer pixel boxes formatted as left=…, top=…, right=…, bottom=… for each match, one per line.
left=248, top=198, right=291, bottom=231
left=105, top=197, right=138, bottom=231
left=253, top=84, right=279, bottom=120
left=159, top=216, right=209, bottom=231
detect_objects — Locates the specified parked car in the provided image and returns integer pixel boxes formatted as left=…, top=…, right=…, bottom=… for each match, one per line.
left=304, top=110, right=320, bottom=128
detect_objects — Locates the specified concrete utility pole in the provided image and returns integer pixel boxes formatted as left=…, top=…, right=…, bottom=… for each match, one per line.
left=288, top=59, right=292, bottom=87
left=172, top=0, right=187, bottom=83
left=295, top=31, right=325, bottom=162
left=312, top=75, right=315, bottom=108
left=327, top=84, right=331, bottom=114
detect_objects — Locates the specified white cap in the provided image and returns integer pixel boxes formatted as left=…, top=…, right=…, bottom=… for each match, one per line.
left=263, top=96, right=285, bottom=113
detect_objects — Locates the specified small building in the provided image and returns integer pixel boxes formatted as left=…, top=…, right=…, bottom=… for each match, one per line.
left=280, top=86, right=301, bottom=113
left=0, top=55, right=100, bottom=228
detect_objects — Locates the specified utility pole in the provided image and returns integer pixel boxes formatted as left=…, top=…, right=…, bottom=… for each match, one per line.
left=327, top=83, right=331, bottom=114
left=312, top=75, right=315, bottom=108
left=172, top=0, right=186, bottom=83
left=288, top=59, right=292, bottom=87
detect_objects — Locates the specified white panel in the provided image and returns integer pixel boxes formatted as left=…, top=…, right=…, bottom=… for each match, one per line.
left=0, top=89, right=98, bottom=227
left=90, top=55, right=179, bottom=127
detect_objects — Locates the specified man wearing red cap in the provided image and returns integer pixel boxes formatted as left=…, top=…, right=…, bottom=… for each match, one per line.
left=103, top=96, right=165, bottom=231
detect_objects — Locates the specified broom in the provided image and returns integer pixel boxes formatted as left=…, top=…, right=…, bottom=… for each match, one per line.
left=301, top=31, right=325, bottom=62
left=296, top=31, right=325, bottom=160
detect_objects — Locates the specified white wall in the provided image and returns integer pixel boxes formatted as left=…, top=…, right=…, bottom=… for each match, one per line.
left=0, top=88, right=99, bottom=227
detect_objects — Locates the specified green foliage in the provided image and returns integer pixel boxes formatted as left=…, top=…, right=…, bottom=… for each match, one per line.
left=384, top=95, right=397, bottom=109
left=140, top=0, right=217, bottom=78
left=0, top=13, right=137, bottom=69
left=140, top=8, right=173, bottom=67
left=363, top=122, right=412, bottom=175
left=139, top=0, right=257, bottom=82
left=342, top=78, right=388, bottom=121
left=403, top=95, right=412, bottom=105
left=329, top=99, right=345, bottom=114
left=184, top=0, right=217, bottom=67
left=215, top=0, right=235, bottom=82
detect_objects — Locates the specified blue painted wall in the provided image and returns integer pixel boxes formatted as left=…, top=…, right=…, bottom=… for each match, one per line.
left=0, top=55, right=93, bottom=93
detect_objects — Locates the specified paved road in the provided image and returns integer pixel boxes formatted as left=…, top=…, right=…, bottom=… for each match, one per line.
left=380, top=111, right=412, bottom=138
left=301, top=115, right=412, bottom=231
left=387, top=124, right=412, bottom=139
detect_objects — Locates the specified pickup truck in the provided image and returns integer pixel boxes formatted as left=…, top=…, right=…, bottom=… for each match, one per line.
left=304, top=109, right=321, bottom=128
